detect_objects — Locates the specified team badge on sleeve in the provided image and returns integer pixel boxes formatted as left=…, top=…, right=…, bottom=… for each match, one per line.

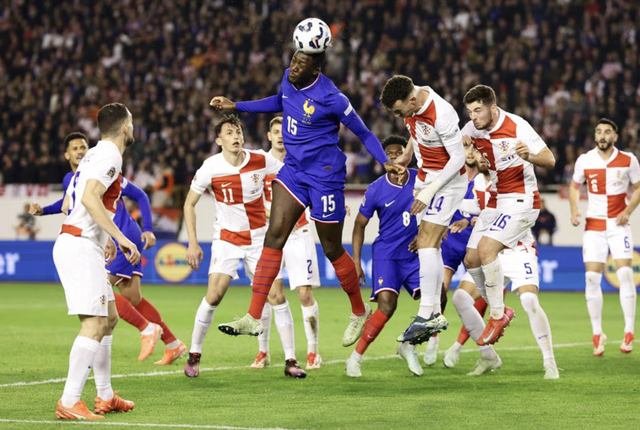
left=107, top=167, right=116, bottom=178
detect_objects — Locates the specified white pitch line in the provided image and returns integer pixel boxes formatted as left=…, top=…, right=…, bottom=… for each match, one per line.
left=0, top=419, right=310, bottom=430
left=0, top=340, right=617, bottom=389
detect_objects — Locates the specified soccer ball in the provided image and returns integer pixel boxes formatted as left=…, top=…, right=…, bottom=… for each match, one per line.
left=293, top=18, right=332, bottom=54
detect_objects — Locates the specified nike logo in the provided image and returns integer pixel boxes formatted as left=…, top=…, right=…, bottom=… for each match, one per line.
left=482, top=329, right=496, bottom=343
left=588, top=174, right=597, bottom=178
left=322, top=213, right=335, bottom=218
left=384, top=201, right=395, bottom=207
left=283, top=95, right=289, bottom=98
left=221, top=182, right=232, bottom=187
left=489, top=227, right=502, bottom=232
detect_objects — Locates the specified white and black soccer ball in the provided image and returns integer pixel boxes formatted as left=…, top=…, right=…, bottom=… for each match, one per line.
left=293, top=18, right=332, bottom=54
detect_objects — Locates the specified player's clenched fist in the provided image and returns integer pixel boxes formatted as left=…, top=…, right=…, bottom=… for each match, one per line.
left=29, top=202, right=43, bottom=216
left=210, top=96, right=236, bottom=111
left=571, top=210, right=581, bottom=227
left=105, top=237, right=117, bottom=264
left=515, top=141, right=530, bottom=161
left=383, top=161, right=406, bottom=176
left=187, top=242, right=204, bottom=271
left=462, top=135, right=474, bottom=148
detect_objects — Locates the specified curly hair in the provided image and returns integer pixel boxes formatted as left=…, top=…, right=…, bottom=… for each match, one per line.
left=380, top=75, right=415, bottom=109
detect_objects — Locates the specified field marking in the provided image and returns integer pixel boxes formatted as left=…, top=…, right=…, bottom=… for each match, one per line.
left=0, top=340, right=619, bottom=389
left=0, top=419, right=309, bottom=430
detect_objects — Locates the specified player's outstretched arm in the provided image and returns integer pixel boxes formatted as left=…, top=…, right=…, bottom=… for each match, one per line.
left=352, top=212, right=370, bottom=286
left=82, top=179, right=140, bottom=265
left=210, top=97, right=236, bottom=111
left=183, top=189, right=204, bottom=271
left=394, top=138, right=414, bottom=167
left=211, top=91, right=283, bottom=114
left=568, top=181, right=582, bottom=227
left=617, top=181, right=640, bottom=225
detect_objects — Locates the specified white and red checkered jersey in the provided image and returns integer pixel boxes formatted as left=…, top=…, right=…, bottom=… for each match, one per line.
left=473, top=173, right=497, bottom=211
left=263, top=150, right=310, bottom=237
left=404, top=86, right=466, bottom=183
left=462, top=109, right=547, bottom=209
left=191, top=149, right=283, bottom=246
left=572, top=147, right=640, bottom=231
left=62, top=140, right=123, bottom=249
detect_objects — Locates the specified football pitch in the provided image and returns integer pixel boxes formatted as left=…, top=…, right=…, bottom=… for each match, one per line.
left=0, top=283, right=637, bottom=430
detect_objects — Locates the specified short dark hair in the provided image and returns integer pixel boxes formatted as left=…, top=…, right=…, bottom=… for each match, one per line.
left=214, top=114, right=243, bottom=137
left=269, top=116, right=283, bottom=130
left=97, top=103, right=129, bottom=136
left=463, top=85, right=497, bottom=106
left=382, top=135, right=408, bottom=150
left=596, top=118, right=618, bottom=133
left=380, top=75, right=414, bottom=109
left=63, top=132, right=89, bottom=150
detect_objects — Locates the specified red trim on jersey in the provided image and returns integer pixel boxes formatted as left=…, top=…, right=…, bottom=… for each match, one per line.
left=103, top=173, right=122, bottom=214
left=404, top=102, right=437, bottom=141
left=585, top=218, right=606, bottom=231
left=472, top=138, right=496, bottom=170
left=220, top=229, right=252, bottom=246
left=240, top=152, right=266, bottom=173
left=417, top=169, right=426, bottom=181
left=496, top=165, right=525, bottom=194
left=477, top=190, right=486, bottom=210
left=296, top=213, right=309, bottom=228
left=263, top=174, right=276, bottom=203
left=244, top=197, right=267, bottom=230
left=608, top=151, right=631, bottom=168
left=487, top=192, right=497, bottom=208
left=607, top=194, right=627, bottom=218
left=584, top=169, right=606, bottom=195
left=420, top=146, right=449, bottom=170
left=489, top=115, right=517, bottom=139
left=61, top=224, right=83, bottom=237
left=533, top=191, right=541, bottom=209
left=211, top=175, right=244, bottom=204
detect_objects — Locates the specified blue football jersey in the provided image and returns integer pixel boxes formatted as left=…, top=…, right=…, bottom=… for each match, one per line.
left=113, top=180, right=144, bottom=249
left=444, top=180, right=475, bottom=247
left=360, top=169, right=419, bottom=260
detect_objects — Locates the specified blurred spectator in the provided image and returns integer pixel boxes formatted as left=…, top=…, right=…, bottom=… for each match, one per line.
left=1, top=0, right=639, bottom=210
left=14, top=204, right=39, bottom=240
left=533, top=199, right=557, bottom=245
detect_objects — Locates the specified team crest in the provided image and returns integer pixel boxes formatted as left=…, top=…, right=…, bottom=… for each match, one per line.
left=498, top=140, right=510, bottom=155
left=378, top=277, right=384, bottom=286
left=251, top=173, right=260, bottom=187
left=614, top=169, right=624, bottom=186
left=99, top=295, right=106, bottom=306
left=107, top=167, right=116, bottom=178
left=303, top=99, right=315, bottom=122
left=420, top=123, right=431, bottom=137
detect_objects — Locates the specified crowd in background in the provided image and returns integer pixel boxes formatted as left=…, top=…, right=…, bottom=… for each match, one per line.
left=1, top=0, right=640, bottom=210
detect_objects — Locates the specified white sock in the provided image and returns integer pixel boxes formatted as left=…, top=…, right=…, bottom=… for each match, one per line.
left=417, top=248, right=442, bottom=318
left=585, top=271, right=603, bottom=335
left=93, top=335, right=114, bottom=401
left=350, top=350, right=363, bottom=362
left=258, top=303, right=272, bottom=353
left=61, top=336, right=99, bottom=408
left=273, top=301, right=295, bottom=360
left=467, top=266, right=487, bottom=301
left=452, top=289, right=486, bottom=343
left=190, top=297, right=217, bottom=354
left=433, top=249, right=444, bottom=314
left=165, top=340, right=180, bottom=350
left=140, top=323, right=155, bottom=336
left=617, top=267, right=636, bottom=334
left=450, top=341, right=462, bottom=352
left=482, top=259, right=505, bottom=319
left=301, top=301, right=319, bottom=354
left=520, top=292, right=555, bottom=366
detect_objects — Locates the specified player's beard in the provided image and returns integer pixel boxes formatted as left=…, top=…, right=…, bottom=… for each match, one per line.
left=465, top=160, right=477, bottom=168
left=597, top=140, right=613, bottom=151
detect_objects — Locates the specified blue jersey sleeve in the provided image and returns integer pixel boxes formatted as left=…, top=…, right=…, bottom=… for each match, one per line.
left=336, top=93, right=389, bottom=166
left=359, top=183, right=378, bottom=219
left=42, top=171, right=74, bottom=216
left=121, top=180, right=153, bottom=232
left=235, top=88, right=283, bottom=113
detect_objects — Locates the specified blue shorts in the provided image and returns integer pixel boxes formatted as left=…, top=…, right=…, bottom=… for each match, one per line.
left=441, top=233, right=467, bottom=272
left=370, top=257, right=420, bottom=301
left=274, top=164, right=346, bottom=223
left=106, top=249, right=143, bottom=282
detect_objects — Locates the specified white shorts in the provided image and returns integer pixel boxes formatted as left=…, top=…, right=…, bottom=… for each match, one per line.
left=282, top=227, right=320, bottom=290
left=583, top=224, right=634, bottom=263
left=208, top=239, right=283, bottom=282
left=416, top=174, right=467, bottom=226
left=461, top=247, right=539, bottom=291
left=53, top=234, right=114, bottom=317
left=468, top=201, right=539, bottom=249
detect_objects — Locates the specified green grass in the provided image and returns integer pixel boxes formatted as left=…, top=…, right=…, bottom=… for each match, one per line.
left=0, top=283, right=638, bottom=430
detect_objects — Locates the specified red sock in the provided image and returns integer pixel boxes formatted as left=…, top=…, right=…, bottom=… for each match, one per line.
left=248, top=247, right=283, bottom=319
left=355, top=310, right=390, bottom=355
left=114, top=293, right=148, bottom=332
left=135, top=298, right=177, bottom=345
left=331, top=251, right=365, bottom=314
left=457, top=296, right=488, bottom=345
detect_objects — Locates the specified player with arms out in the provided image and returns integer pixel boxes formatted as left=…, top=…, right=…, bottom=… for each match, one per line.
left=379, top=75, right=468, bottom=344
left=346, top=135, right=423, bottom=377
left=251, top=116, right=322, bottom=371
left=570, top=118, right=640, bottom=355
left=183, top=115, right=306, bottom=378
left=461, top=84, right=555, bottom=346
left=53, top=103, right=140, bottom=420
left=211, top=21, right=404, bottom=346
